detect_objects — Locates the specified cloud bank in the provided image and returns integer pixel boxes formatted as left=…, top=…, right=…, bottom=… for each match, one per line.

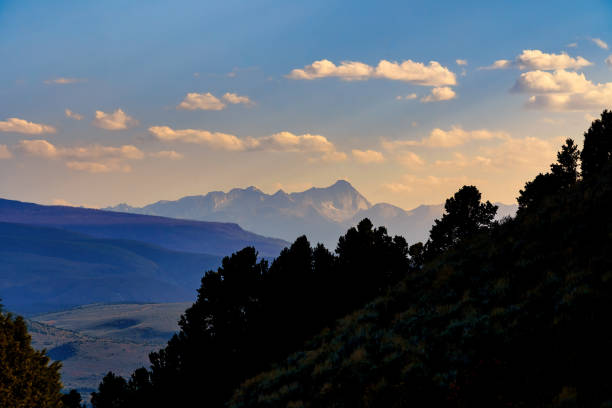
left=0, top=118, right=56, bottom=134
left=287, top=58, right=456, bottom=86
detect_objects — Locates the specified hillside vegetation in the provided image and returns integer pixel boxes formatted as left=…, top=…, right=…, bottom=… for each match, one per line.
left=88, top=110, right=612, bottom=407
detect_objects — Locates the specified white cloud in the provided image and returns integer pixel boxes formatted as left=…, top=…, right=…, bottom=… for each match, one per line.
left=65, top=109, right=83, bottom=120
left=591, top=38, right=609, bottom=50
left=92, top=109, right=138, bottom=130
left=43, top=77, right=85, bottom=84
left=287, top=58, right=456, bottom=86
left=148, top=126, right=346, bottom=161
left=383, top=126, right=508, bottom=149
left=0, top=144, right=12, bottom=159
left=149, top=150, right=184, bottom=160
left=513, top=70, right=592, bottom=93
left=606, top=55, right=612, bottom=68
left=0, top=118, right=56, bottom=134
left=514, top=69, right=612, bottom=111
left=352, top=149, right=384, bottom=164
left=456, top=59, right=468, bottom=66
left=222, top=92, right=252, bottom=105
left=177, top=92, right=226, bottom=111
left=567, top=42, right=578, bottom=48
left=481, top=50, right=591, bottom=71
left=396, top=93, right=418, bottom=100
left=420, top=86, right=456, bottom=102
left=18, top=139, right=144, bottom=173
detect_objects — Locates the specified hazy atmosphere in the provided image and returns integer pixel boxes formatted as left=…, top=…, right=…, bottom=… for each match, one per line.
left=2, top=1, right=611, bottom=209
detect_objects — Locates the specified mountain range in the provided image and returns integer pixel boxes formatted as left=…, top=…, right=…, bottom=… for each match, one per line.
left=106, top=180, right=518, bottom=248
left=0, top=198, right=288, bottom=314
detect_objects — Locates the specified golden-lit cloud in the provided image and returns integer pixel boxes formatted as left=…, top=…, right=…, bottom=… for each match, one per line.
left=222, top=92, right=252, bottom=105
left=149, top=150, right=184, bottom=160
left=92, top=109, right=138, bottom=130
left=178, top=92, right=226, bottom=111
left=482, top=49, right=591, bottom=71
left=383, top=126, right=508, bottom=149
left=456, top=59, right=468, bottom=66
left=420, top=86, right=456, bottom=102
left=397, top=151, right=425, bottom=168
left=65, top=161, right=132, bottom=173
left=43, top=77, right=86, bottom=84
left=148, top=126, right=346, bottom=161
left=287, top=58, right=456, bottom=86
left=65, top=109, right=84, bottom=120
left=0, top=117, right=56, bottom=134
left=396, top=93, right=418, bottom=100
left=514, top=70, right=612, bottom=111
left=177, top=92, right=252, bottom=111
left=352, top=149, right=384, bottom=164
left=0, top=144, right=12, bottom=159
left=384, top=174, right=470, bottom=193
left=17, top=139, right=146, bottom=173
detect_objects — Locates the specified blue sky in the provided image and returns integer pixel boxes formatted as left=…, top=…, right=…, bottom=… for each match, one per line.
left=1, top=0, right=611, bottom=208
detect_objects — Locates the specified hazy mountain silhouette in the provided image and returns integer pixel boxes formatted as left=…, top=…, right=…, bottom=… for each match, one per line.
left=0, top=198, right=288, bottom=257
left=106, top=180, right=517, bottom=246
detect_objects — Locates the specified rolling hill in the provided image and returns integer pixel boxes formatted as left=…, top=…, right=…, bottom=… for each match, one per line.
left=0, top=198, right=288, bottom=257
left=0, top=222, right=221, bottom=315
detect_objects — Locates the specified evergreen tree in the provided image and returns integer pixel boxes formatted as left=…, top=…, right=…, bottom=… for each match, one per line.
left=425, top=185, right=497, bottom=258
left=61, top=389, right=86, bottom=408
left=91, top=372, right=129, bottom=408
left=0, top=302, right=64, bottom=408
left=581, top=109, right=612, bottom=179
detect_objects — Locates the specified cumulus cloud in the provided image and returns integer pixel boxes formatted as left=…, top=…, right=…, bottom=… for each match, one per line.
left=92, top=109, right=138, bottom=130
left=482, top=50, right=591, bottom=71
left=177, top=92, right=253, bottom=111
left=606, top=55, right=612, bottom=68
left=0, top=117, right=56, bottom=134
left=148, top=126, right=346, bottom=161
left=43, top=77, right=86, bottom=84
left=513, top=69, right=612, bottom=111
left=287, top=58, right=456, bottom=86
left=397, top=151, right=425, bottom=168
left=149, top=150, right=184, bottom=160
left=566, top=42, right=578, bottom=48
left=18, top=139, right=144, bottom=173
left=383, top=126, right=508, bottom=149
left=591, top=38, right=609, bottom=50
left=513, top=70, right=592, bottom=93
left=222, top=92, right=253, bottom=105
left=178, top=92, right=226, bottom=111
left=65, top=109, right=83, bottom=120
left=396, top=93, right=418, bottom=100
left=149, top=126, right=246, bottom=150
left=456, top=59, right=468, bottom=66
left=421, top=86, right=456, bottom=102
left=0, top=144, right=12, bottom=159
left=352, top=149, right=384, bottom=164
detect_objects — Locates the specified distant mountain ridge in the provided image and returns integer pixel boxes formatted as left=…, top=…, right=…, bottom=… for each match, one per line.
left=0, top=197, right=288, bottom=257
left=106, top=180, right=517, bottom=247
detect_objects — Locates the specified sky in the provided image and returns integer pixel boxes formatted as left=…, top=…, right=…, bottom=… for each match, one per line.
left=1, top=0, right=611, bottom=209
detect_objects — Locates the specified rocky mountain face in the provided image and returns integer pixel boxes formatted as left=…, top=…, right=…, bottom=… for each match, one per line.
left=106, top=180, right=518, bottom=248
